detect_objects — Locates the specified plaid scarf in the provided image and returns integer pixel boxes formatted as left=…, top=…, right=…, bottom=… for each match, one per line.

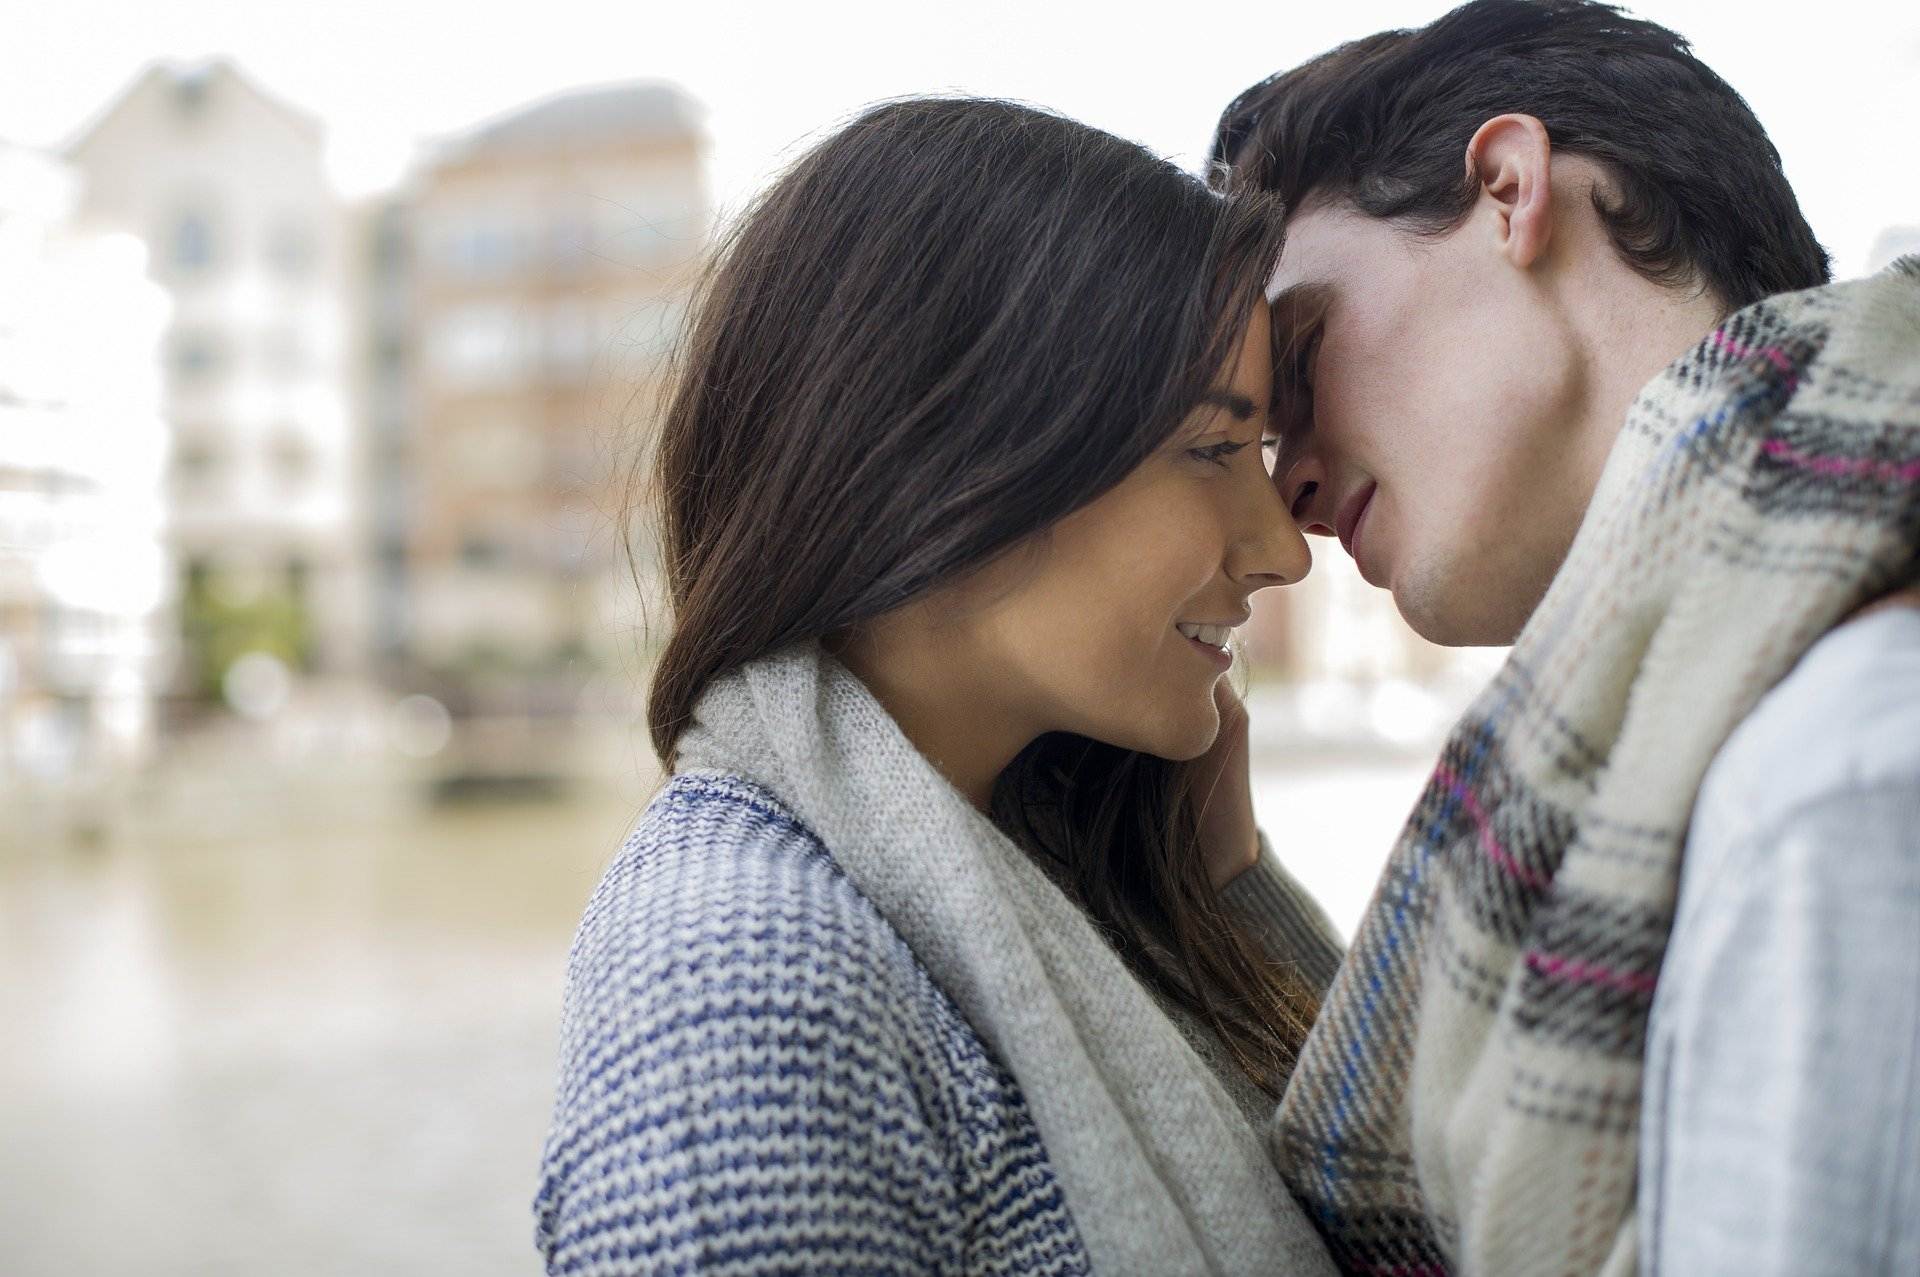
left=1271, top=257, right=1920, bottom=1276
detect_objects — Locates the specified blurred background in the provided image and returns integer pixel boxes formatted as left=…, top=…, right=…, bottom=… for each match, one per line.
left=0, top=1, right=1913, bottom=1272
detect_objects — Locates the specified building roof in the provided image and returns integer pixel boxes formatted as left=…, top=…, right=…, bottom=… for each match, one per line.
left=63, top=59, right=324, bottom=159
left=431, top=81, right=701, bottom=166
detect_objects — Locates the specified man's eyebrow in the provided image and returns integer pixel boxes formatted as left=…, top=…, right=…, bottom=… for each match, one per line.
left=1269, top=280, right=1334, bottom=325
left=1197, top=390, right=1257, bottom=421
left=1268, top=281, right=1336, bottom=408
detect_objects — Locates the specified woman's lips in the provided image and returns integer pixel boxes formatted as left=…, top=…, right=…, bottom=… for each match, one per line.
left=1182, top=633, right=1233, bottom=671
left=1176, top=623, right=1235, bottom=671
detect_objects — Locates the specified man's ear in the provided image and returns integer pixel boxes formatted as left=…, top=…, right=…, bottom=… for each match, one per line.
left=1464, top=113, right=1554, bottom=270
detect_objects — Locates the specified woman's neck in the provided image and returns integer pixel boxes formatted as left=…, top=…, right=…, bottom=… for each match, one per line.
left=829, top=621, right=1032, bottom=812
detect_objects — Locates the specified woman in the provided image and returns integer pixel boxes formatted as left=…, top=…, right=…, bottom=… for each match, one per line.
left=534, top=98, right=1344, bottom=1276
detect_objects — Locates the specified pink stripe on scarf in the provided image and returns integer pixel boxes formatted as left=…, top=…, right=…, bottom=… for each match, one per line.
left=1761, top=437, right=1920, bottom=483
left=1436, top=766, right=1550, bottom=891
left=1525, top=950, right=1658, bottom=996
left=1710, top=327, right=1796, bottom=378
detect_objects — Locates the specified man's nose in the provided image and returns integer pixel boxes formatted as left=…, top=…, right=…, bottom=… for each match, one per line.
left=1278, top=452, right=1336, bottom=537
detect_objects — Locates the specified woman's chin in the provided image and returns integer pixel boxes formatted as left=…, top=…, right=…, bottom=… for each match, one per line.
left=1115, top=702, right=1221, bottom=762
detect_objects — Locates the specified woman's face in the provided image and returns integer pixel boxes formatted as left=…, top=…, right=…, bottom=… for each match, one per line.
left=940, top=305, right=1309, bottom=761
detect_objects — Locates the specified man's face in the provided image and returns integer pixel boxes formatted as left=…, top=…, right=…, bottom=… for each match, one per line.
left=1268, top=200, right=1605, bottom=646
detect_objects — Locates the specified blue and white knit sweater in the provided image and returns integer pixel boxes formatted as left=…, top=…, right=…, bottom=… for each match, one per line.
left=534, top=771, right=1343, bottom=1275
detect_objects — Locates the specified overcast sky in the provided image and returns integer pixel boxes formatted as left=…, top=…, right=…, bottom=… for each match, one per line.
left=3, top=0, right=1915, bottom=273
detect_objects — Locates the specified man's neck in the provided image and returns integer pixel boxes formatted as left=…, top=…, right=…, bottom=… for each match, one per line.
left=1622, top=290, right=1726, bottom=405
left=1576, top=272, right=1729, bottom=487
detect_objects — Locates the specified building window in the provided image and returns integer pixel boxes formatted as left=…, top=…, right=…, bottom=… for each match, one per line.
left=175, top=440, right=217, bottom=473
left=171, top=72, right=211, bottom=120
left=544, top=301, right=598, bottom=378
left=430, top=306, right=523, bottom=386
left=546, top=209, right=594, bottom=274
left=370, top=208, right=409, bottom=277
left=442, top=215, right=517, bottom=278
left=452, top=417, right=541, bottom=489
left=459, top=533, right=510, bottom=571
left=172, top=438, right=222, bottom=491
left=267, top=219, right=316, bottom=278
left=373, top=335, right=406, bottom=377
left=171, top=212, right=214, bottom=271
left=169, top=330, right=222, bottom=383
left=268, top=430, right=317, bottom=493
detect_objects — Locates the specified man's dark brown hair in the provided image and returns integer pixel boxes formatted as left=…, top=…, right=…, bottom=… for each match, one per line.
left=1212, top=0, right=1831, bottom=310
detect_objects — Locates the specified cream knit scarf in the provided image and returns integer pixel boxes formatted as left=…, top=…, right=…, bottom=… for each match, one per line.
left=1272, top=258, right=1920, bottom=1275
left=677, top=643, right=1339, bottom=1276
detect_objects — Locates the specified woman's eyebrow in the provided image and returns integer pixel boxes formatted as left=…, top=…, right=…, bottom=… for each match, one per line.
left=1198, top=390, right=1257, bottom=421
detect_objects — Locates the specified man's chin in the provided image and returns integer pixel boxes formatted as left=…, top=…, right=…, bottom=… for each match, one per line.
left=1389, top=564, right=1519, bottom=649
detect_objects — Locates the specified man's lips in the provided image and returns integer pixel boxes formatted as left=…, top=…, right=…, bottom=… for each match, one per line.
left=1335, top=482, right=1377, bottom=563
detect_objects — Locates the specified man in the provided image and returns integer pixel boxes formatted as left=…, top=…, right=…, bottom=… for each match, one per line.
left=1212, top=1, right=1920, bottom=1273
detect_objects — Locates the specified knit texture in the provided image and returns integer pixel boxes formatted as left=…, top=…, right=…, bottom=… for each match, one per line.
left=675, top=645, right=1339, bottom=1276
left=1271, top=258, right=1920, bottom=1276
left=534, top=772, right=1093, bottom=1275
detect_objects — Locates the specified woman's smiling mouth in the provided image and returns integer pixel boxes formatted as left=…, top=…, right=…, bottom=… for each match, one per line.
left=1176, top=621, right=1237, bottom=670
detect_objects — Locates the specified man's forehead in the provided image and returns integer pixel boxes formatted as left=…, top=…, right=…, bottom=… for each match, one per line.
left=1264, top=203, right=1352, bottom=303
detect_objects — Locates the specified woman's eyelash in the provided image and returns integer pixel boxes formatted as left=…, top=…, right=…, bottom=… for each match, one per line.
left=1187, top=440, right=1250, bottom=467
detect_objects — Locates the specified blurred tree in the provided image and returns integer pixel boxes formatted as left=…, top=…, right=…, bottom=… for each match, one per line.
left=179, top=565, right=315, bottom=702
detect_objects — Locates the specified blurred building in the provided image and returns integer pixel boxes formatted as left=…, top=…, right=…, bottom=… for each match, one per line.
left=352, top=195, right=415, bottom=681
left=394, top=82, right=706, bottom=719
left=63, top=61, right=365, bottom=702
left=1240, top=548, right=1502, bottom=753
left=1249, top=552, right=1441, bottom=679
left=0, top=142, right=171, bottom=780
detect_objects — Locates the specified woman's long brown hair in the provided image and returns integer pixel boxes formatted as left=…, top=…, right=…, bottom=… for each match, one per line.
left=636, top=97, right=1319, bottom=1093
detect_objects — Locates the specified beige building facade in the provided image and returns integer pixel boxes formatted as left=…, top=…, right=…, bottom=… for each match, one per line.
left=399, top=83, right=706, bottom=711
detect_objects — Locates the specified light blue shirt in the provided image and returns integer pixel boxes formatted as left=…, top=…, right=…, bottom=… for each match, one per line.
left=1640, top=606, right=1920, bottom=1275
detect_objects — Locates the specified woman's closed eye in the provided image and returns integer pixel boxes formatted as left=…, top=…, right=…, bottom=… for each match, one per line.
left=1186, top=439, right=1252, bottom=468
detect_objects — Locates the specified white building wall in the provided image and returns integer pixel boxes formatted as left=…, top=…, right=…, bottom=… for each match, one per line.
left=0, top=143, right=171, bottom=777
left=64, top=62, right=365, bottom=677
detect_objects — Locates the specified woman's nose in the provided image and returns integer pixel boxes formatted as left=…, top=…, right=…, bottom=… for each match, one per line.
left=1229, top=462, right=1312, bottom=588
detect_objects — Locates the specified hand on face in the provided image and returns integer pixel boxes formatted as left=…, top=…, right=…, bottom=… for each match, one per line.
left=1188, top=677, right=1261, bottom=889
